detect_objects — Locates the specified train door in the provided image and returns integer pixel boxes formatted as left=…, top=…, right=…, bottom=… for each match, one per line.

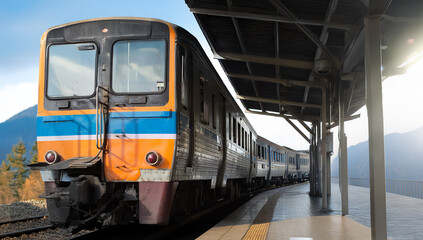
left=248, top=131, right=253, bottom=184
left=177, top=44, right=195, bottom=169
left=216, top=94, right=227, bottom=188
left=103, top=39, right=172, bottom=181
left=267, top=145, right=271, bottom=182
left=296, top=154, right=300, bottom=170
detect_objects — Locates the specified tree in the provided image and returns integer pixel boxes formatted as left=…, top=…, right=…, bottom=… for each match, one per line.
left=29, top=141, right=38, bottom=164
left=0, top=161, right=17, bottom=203
left=20, top=141, right=44, bottom=201
left=7, top=139, right=29, bottom=198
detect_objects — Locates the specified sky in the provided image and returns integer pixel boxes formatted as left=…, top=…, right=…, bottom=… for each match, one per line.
left=1, top=0, right=423, bottom=157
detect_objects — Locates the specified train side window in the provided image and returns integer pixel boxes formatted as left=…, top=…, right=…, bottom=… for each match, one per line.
left=199, top=76, right=208, bottom=124
left=212, top=94, right=216, bottom=129
left=241, top=127, right=244, bottom=149
left=250, top=134, right=252, bottom=154
left=238, top=123, right=241, bottom=146
left=233, top=119, right=237, bottom=143
left=246, top=133, right=248, bottom=152
left=228, top=113, right=231, bottom=140
left=178, top=46, right=188, bottom=109
left=257, top=145, right=260, bottom=157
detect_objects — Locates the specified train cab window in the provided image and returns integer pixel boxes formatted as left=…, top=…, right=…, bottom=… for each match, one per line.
left=212, top=94, right=216, bottom=129
left=47, top=43, right=96, bottom=98
left=112, top=40, right=166, bottom=93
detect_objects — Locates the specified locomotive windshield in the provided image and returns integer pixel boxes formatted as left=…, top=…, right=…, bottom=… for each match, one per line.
left=112, top=40, right=166, bottom=93
left=47, top=43, right=96, bottom=98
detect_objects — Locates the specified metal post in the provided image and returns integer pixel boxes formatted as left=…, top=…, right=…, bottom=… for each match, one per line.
left=364, top=16, right=387, bottom=240
left=321, top=86, right=327, bottom=209
left=309, top=124, right=315, bottom=195
left=316, top=121, right=322, bottom=196
left=339, top=83, right=349, bottom=215
left=327, top=151, right=331, bottom=195
left=310, top=122, right=318, bottom=196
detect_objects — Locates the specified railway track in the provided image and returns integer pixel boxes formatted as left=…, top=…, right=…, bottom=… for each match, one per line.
left=72, top=184, right=289, bottom=240
left=0, top=224, right=54, bottom=238
left=0, top=215, right=47, bottom=226
left=0, top=215, right=55, bottom=239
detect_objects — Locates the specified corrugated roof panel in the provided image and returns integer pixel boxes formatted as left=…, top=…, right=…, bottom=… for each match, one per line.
left=238, top=18, right=276, bottom=57
left=197, top=14, right=242, bottom=53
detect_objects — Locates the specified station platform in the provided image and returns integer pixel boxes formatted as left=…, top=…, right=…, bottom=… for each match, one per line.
left=198, top=182, right=423, bottom=240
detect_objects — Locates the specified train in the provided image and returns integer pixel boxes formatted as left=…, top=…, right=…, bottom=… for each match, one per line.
left=30, top=17, right=309, bottom=228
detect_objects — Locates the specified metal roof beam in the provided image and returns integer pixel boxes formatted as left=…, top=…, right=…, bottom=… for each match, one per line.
left=237, top=95, right=321, bottom=109
left=227, top=73, right=323, bottom=88
left=328, top=114, right=361, bottom=129
left=189, top=8, right=352, bottom=31
left=245, top=109, right=319, bottom=122
left=301, top=0, right=339, bottom=113
left=346, top=73, right=360, bottom=113
left=284, top=117, right=311, bottom=143
left=215, top=52, right=314, bottom=69
left=267, top=0, right=337, bottom=59
left=226, top=0, right=265, bottom=112
left=283, top=105, right=314, bottom=135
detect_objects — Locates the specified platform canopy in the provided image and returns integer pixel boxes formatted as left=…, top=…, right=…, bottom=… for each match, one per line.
left=186, top=0, right=423, bottom=124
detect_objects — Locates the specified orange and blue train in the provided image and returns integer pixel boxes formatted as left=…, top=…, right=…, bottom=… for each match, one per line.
left=32, top=17, right=309, bottom=228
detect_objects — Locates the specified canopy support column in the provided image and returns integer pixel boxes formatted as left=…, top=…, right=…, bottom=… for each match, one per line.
left=339, top=82, right=349, bottom=216
left=364, top=15, right=387, bottom=240
left=309, top=122, right=319, bottom=196
left=321, top=85, right=328, bottom=209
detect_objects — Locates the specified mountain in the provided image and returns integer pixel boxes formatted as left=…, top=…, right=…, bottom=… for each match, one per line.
left=332, top=126, right=423, bottom=181
left=0, top=105, right=37, bottom=163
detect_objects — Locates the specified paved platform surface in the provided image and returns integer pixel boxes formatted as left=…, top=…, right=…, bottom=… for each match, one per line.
left=198, top=182, right=423, bottom=240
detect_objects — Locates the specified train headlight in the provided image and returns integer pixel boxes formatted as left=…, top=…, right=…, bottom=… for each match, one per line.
left=45, top=150, right=59, bottom=164
left=145, top=151, right=161, bottom=166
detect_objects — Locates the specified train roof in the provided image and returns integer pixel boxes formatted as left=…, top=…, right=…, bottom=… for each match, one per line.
left=257, top=135, right=302, bottom=153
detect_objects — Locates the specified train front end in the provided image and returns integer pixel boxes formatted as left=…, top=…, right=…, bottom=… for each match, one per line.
left=34, top=18, right=177, bottom=227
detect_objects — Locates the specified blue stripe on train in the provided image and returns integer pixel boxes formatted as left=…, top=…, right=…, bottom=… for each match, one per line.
left=37, top=111, right=177, bottom=137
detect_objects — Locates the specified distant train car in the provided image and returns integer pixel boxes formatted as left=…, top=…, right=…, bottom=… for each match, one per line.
left=257, top=136, right=286, bottom=185
left=296, top=151, right=310, bottom=181
left=31, top=17, right=307, bottom=229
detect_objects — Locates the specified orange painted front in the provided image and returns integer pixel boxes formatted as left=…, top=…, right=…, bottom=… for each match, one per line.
left=104, top=138, right=175, bottom=181
left=36, top=19, right=178, bottom=182
left=38, top=140, right=98, bottom=162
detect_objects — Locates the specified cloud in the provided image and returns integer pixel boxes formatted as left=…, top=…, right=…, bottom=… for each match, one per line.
left=0, top=67, right=38, bottom=123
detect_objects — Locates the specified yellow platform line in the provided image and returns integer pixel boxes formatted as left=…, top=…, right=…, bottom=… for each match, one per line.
left=242, top=189, right=284, bottom=240
left=242, top=222, right=270, bottom=240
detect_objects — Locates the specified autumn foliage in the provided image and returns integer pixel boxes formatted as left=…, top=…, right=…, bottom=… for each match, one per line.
left=0, top=140, right=44, bottom=204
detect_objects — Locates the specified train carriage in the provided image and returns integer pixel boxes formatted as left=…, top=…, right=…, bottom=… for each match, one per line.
left=31, top=17, right=307, bottom=229
left=32, top=17, right=259, bottom=227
